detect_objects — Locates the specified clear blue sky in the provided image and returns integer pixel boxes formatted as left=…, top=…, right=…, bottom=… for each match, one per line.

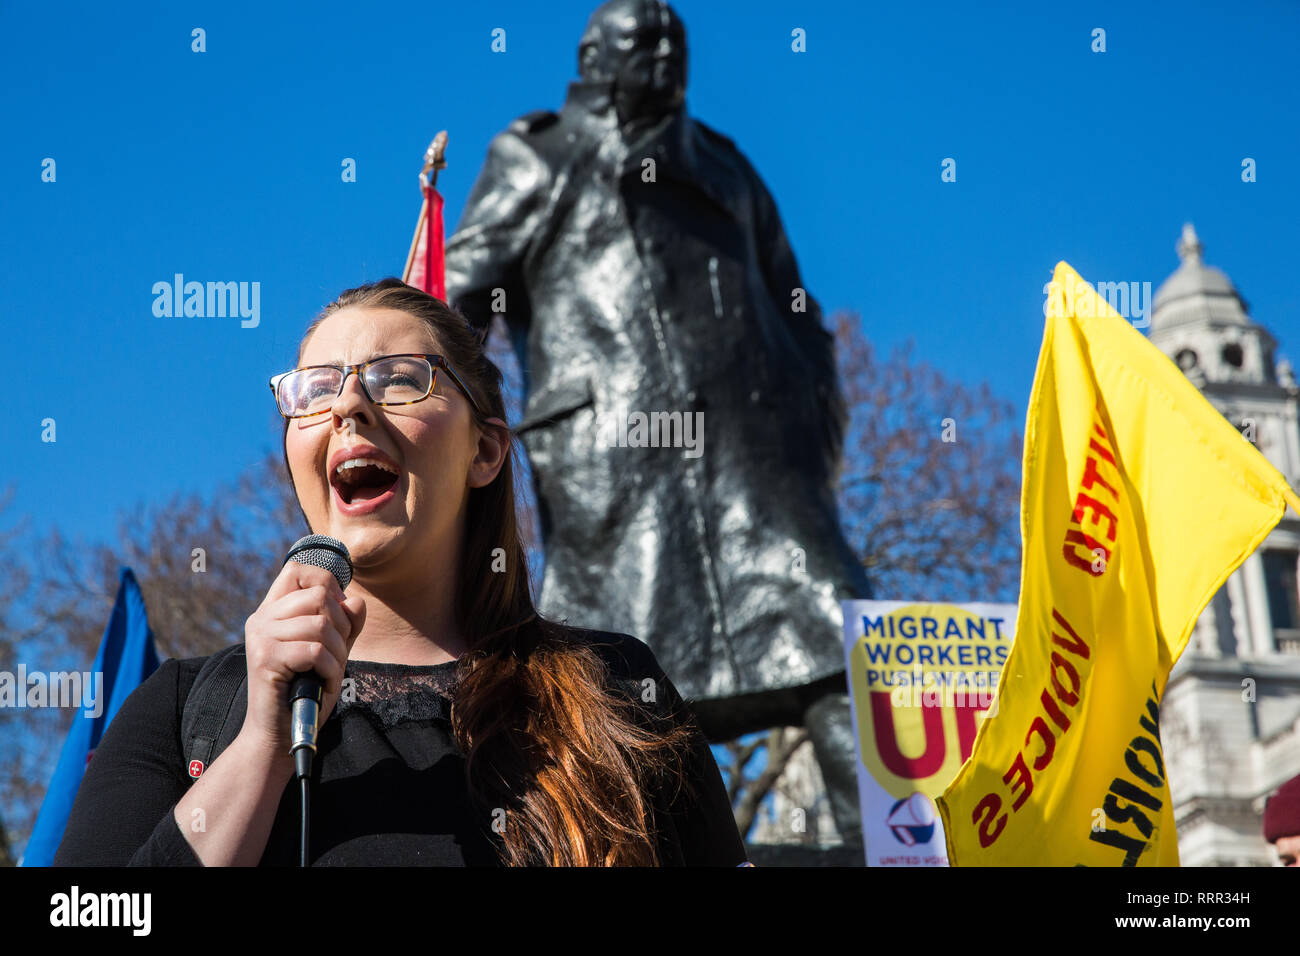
left=3, top=0, right=1298, bottom=548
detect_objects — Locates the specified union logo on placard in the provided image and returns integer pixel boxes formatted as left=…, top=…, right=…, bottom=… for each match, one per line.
left=887, top=793, right=937, bottom=846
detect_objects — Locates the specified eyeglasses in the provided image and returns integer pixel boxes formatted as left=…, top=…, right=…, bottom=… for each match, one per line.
left=269, top=353, right=487, bottom=420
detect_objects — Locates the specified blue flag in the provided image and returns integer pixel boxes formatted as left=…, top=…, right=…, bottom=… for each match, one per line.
left=21, top=567, right=160, bottom=865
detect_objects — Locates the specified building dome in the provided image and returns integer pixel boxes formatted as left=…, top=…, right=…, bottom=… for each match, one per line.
left=1151, top=223, right=1251, bottom=330
left=1150, top=223, right=1278, bottom=387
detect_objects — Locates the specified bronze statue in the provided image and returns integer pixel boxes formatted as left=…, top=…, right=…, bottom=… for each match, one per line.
left=445, top=0, right=869, bottom=847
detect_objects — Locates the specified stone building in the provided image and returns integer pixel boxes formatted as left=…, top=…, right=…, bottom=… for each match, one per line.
left=1152, top=225, right=1300, bottom=866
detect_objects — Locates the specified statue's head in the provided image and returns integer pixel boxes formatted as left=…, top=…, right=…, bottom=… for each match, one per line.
left=578, top=0, right=687, bottom=124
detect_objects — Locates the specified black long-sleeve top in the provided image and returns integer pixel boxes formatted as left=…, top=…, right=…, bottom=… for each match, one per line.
left=52, top=630, right=749, bottom=866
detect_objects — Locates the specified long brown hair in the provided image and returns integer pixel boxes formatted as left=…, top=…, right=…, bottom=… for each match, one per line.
left=284, top=278, right=698, bottom=865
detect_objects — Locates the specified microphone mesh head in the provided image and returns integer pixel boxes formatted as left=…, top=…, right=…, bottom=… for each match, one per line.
left=284, top=534, right=353, bottom=590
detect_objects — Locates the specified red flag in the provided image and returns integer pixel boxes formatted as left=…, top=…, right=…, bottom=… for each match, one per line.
left=403, top=132, right=448, bottom=300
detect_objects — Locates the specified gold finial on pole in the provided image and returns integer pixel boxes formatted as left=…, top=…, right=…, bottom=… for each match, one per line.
left=419, top=131, right=448, bottom=190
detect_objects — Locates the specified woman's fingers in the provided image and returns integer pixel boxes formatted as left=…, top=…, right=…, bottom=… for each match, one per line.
left=270, top=585, right=354, bottom=642
left=256, top=616, right=349, bottom=680
left=276, top=640, right=346, bottom=695
left=259, top=561, right=346, bottom=612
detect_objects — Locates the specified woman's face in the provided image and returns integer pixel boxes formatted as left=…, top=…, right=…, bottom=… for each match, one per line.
left=286, top=306, right=503, bottom=579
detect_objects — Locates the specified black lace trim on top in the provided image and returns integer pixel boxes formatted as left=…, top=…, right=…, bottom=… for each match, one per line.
left=333, top=658, right=461, bottom=728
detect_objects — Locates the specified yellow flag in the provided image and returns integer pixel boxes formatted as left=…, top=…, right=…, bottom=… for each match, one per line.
left=936, top=261, right=1300, bottom=866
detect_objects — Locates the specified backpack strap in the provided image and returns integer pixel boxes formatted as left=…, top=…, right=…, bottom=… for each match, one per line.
left=180, top=643, right=249, bottom=782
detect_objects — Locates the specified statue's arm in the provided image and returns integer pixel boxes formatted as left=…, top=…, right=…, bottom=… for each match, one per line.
left=748, top=162, right=848, bottom=469
left=444, top=128, right=553, bottom=338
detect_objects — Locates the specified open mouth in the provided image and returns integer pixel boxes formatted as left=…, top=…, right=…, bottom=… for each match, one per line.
left=331, top=458, right=400, bottom=506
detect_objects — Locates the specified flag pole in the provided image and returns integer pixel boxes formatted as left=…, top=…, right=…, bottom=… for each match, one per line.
left=402, top=199, right=428, bottom=283
left=402, top=132, right=448, bottom=295
left=1284, top=486, right=1300, bottom=519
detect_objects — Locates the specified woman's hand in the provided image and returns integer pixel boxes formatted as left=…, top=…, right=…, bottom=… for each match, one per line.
left=238, top=560, right=367, bottom=761
left=168, top=561, right=365, bottom=866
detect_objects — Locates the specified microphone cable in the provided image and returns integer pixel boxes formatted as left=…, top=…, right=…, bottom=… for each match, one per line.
left=300, top=777, right=310, bottom=868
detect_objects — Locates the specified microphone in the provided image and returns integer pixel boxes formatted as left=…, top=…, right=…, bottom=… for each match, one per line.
left=282, top=534, right=353, bottom=781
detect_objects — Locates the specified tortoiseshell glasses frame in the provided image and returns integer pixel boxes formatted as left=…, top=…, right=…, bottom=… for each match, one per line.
left=269, top=353, right=488, bottom=420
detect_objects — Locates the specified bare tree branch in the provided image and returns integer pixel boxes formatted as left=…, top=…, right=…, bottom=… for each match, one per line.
left=733, top=728, right=810, bottom=837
